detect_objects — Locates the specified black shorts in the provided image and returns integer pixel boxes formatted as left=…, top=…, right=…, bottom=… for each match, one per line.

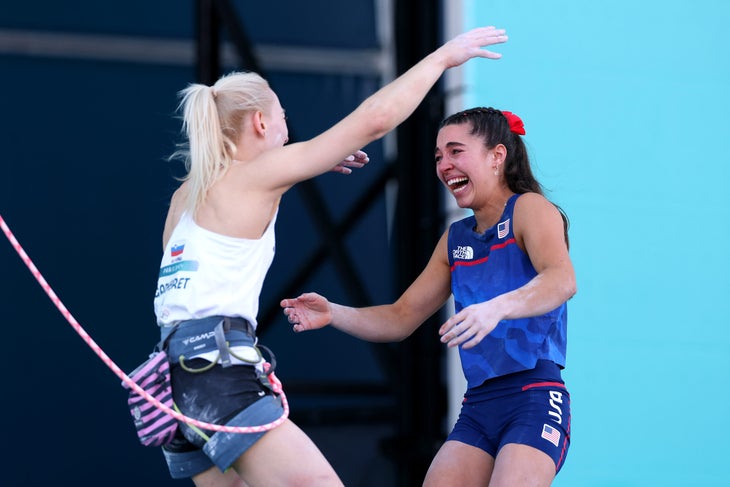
left=162, top=360, right=284, bottom=478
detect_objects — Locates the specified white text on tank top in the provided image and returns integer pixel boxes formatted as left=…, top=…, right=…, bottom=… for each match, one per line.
left=153, top=211, right=277, bottom=329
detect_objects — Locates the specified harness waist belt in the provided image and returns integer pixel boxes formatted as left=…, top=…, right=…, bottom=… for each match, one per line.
left=162, top=316, right=257, bottom=365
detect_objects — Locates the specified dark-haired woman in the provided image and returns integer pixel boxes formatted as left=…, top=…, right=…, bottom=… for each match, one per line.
left=282, top=107, right=576, bottom=486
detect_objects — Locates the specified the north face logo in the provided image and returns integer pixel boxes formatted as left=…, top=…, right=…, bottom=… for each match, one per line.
left=452, top=245, right=474, bottom=260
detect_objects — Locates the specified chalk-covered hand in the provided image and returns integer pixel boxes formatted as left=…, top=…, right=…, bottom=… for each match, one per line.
left=280, top=292, right=332, bottom=333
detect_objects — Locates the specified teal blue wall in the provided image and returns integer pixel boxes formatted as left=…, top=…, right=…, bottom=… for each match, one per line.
left=466, top=1, right=730, bottom=485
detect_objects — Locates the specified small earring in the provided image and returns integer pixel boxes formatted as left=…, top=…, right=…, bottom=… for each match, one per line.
left=493, top=166, right=499, bottom=176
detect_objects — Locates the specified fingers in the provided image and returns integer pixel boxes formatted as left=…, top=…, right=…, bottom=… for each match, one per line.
left=472, top=26, right=508, bottom=43
left=440, top=313, right=485, bottom=348
left=281, top=293, right=327, bottom=333
left=475, top=30, right=508, bottom=59
left=442, top=26, right=508, bottom=68
left=286, top=309, right=300, bottom=325
left=332, top=151, right=370, bottom=175
left=440, top=319, right=464, bottom=346
left=284, top=306, right=307, bottom=333
left=342, top=151, right=370, bottom=166
left=331, top=165, right=353, bottom=175
left=280, top=296, right=304, bottom=308
left=442, top=324, right=480, bottom=349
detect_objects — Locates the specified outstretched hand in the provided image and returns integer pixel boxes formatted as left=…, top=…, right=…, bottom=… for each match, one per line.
left=330, top=150, right=369, bottom=175
left=280, top=292, right=332, bottom=333
left=439, top=26, right=508, bottom=69
left=439, top=300, right=503, bottom=349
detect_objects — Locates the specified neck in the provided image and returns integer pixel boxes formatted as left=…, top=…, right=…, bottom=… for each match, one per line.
left=473, top=191, right=514, bottom=233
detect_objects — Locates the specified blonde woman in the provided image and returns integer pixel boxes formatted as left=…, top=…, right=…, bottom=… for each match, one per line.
left=153, top=27, right=507, bottom=487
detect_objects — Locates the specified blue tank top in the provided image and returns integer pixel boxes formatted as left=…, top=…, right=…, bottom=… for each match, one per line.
left=447, top=193, right=567, bottom=388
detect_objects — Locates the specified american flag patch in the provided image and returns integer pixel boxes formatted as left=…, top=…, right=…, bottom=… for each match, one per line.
left=497, top=219, right=510, bottom=239
left=541, top=424, right=560, bottom=447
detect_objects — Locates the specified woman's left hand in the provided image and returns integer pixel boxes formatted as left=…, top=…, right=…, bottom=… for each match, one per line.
left=330, top=150, right=369, bottom=174
left=439, top=300, right=503, bottom=349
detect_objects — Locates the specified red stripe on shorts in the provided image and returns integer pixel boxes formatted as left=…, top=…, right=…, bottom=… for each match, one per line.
left=521, top=381, right=566, bottom=391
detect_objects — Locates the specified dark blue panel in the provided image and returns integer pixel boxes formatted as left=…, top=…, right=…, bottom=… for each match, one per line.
left=230, top=0, right=378, bottom=48
left=0, top=0, right=378, bottom=47
left=0, top=0, right=195, bottom=38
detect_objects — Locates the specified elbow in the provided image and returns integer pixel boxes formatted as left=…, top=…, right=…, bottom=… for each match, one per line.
left=394, top=329, right=415, bottom=342
left=364, top=113, right=392, bottom=141
left=565, top=275, right=577, bottom=301
left=372, top=329, right=412, bottom=343
left=359, top=100, right=397, bottom=140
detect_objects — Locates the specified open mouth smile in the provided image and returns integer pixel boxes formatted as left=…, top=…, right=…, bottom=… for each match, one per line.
left=446, top=176, right=469, bottom=193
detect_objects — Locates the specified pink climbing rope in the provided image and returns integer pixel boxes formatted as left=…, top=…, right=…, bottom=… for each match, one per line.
left=0, top=213, right=288, bottom=434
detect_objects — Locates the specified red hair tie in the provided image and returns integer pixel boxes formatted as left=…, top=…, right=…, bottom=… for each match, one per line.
left=501, top=110, right=525, bottom=135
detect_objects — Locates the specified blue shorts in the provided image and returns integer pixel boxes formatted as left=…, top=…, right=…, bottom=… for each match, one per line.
left=160, top=317, right=285, bottom=479
left=447, top=360, right=571, bottom=472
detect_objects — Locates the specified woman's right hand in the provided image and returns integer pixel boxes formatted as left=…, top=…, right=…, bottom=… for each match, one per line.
left=280, top=292, right=333, bottom=333
left=437, top=26, right=508, bottom=68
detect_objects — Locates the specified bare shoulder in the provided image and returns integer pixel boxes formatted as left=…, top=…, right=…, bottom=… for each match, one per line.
left=515, top=191, right=553, bottom=210
left=162, top=183, right=189, bottom=249
left=513, top=192, right=566, bottom=249
left=514, top=192, right=562, bottom=222
left=433, top=228, right=451, bottom=264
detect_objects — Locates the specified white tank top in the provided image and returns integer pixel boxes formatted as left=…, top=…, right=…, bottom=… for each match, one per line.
left=153, top=211, right=277, bottom=329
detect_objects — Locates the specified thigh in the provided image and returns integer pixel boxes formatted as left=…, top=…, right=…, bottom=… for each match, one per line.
left=490, top=443, right=555, bottom=487
left=423, top=440, right=494, bottom=487
left=232, top=419, right=343, bottom=487
left=192, top=466, right=248, bottom=487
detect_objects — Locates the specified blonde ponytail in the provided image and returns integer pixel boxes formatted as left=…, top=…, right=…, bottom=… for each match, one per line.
left=171, top=71, right=273, bottom=214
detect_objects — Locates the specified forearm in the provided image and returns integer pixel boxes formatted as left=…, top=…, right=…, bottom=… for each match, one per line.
left=353, top=51, right=449, bottom=139
left=495, top=268, right=576, bottom=320
left=328, top=302, right=420, bottom=343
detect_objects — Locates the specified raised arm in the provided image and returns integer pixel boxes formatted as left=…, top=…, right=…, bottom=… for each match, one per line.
left=281, top=230, right=453, bottom=342
left=252, top=26, right=508, bottom=192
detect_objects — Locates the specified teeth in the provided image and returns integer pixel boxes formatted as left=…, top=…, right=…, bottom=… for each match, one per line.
left=446, top=176, right=469, bottom=193
left=446, top=177, right=468, bottom=187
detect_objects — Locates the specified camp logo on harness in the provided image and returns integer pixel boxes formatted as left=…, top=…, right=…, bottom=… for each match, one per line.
left=182, top=331, right=216, bottom=347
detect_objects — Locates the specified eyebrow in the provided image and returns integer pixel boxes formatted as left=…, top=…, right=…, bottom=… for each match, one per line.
left=434, top=141, right=466, bottom=154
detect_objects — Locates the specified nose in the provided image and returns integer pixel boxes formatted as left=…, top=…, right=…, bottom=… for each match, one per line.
left=437, top=157, right=453, bottom=173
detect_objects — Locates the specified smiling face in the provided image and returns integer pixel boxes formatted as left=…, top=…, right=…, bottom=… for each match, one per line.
left=435, top=122, right=502, bottom=209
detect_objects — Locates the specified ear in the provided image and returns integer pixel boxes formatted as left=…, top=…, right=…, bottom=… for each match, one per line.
left=491, top=143, right=507, bottom=166
left=252, top=111, right=267, bottom=136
